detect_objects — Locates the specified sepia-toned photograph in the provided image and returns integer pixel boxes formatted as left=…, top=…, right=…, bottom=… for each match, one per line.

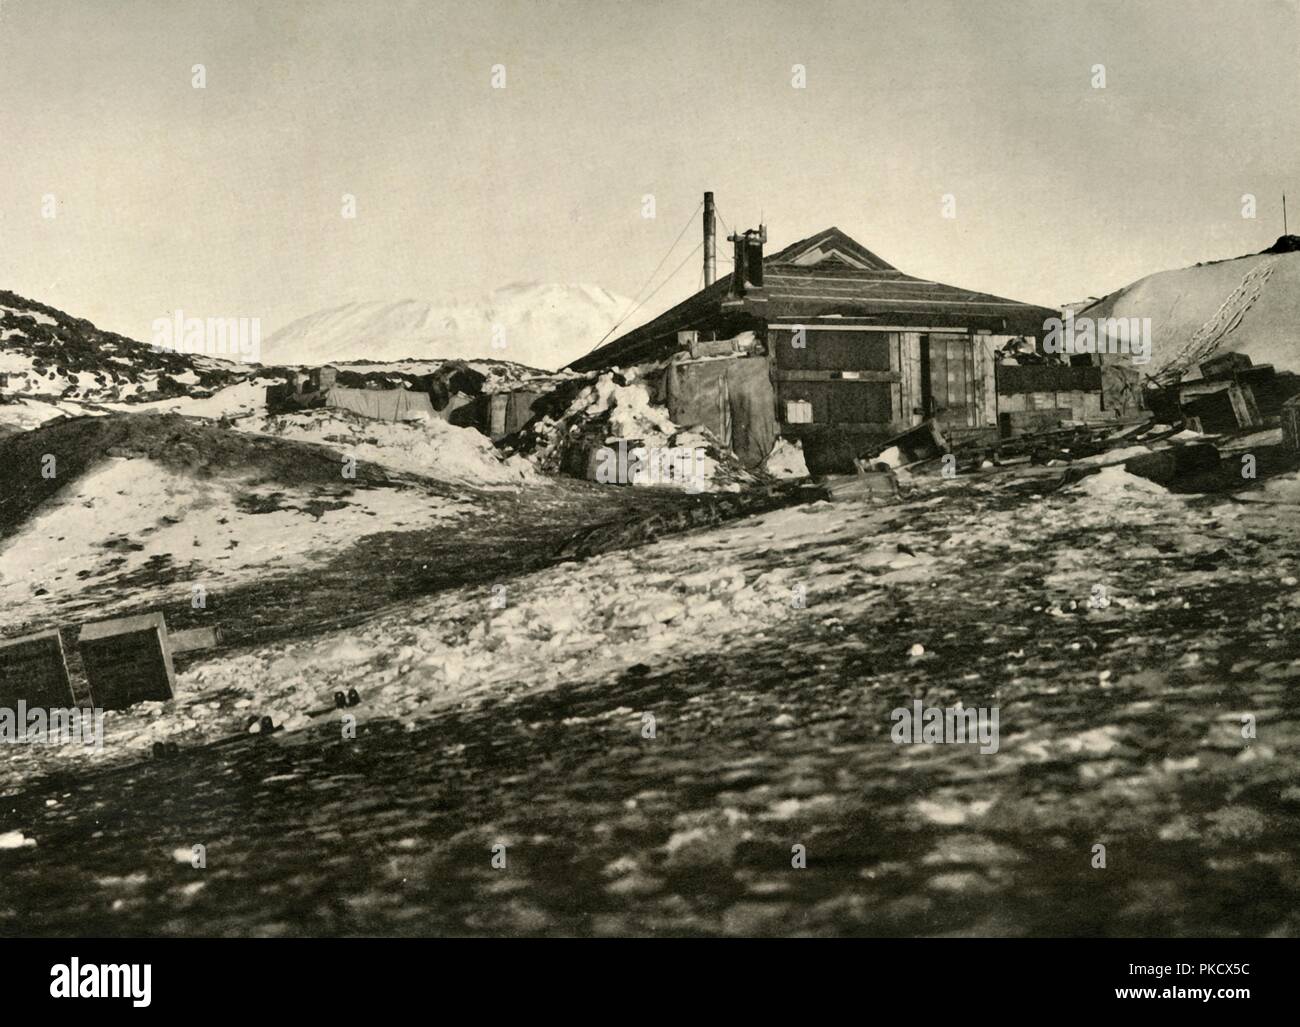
left=0, top=0, right=1297, bottom=1004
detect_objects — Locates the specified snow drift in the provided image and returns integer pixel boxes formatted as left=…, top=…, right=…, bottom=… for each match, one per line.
left=242, top=408, right=543, bottom=488
left=1078, top=241, right=1300, bottom=383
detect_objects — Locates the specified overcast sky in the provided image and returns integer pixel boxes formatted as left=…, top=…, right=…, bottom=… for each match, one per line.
left=1, top=0, right=1297, bottom=354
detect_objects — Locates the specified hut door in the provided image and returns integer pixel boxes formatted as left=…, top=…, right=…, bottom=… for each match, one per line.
left=919, top=334, right=976, bottom=429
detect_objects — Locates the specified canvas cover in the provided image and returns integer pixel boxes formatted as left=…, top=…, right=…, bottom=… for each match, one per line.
left=325, top=386, right=435, bottom=422
left=665, top=354, right=777, bottom=468
left=506, top=391, right=547, bottom=436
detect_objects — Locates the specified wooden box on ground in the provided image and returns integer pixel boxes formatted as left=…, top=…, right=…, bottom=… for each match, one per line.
left=874, top=419, right=948, bottom=465
left=999, top=407, right=1073, bottom=438
left=1179, top=381, right=1261, bottom=432
left=824, top=470, right=900, bottom=503
left=0, top=629, right=76, bottom=709
left=1199, top=351, right=1254, bottom=380
left=1283, top=394, right=1300, bottom=452
left=169, top=626, right=222, bottom=653
left=78, top=612, right=176, bottom=710
left=996, top=364, right=1106, bottom=422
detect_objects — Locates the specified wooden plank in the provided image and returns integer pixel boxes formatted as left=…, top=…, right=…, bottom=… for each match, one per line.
left=889, top=333, right=903, bottom=422
left=930, top=339, right=948, bottom=414
left=903, top=332, right=923, bottom=424
left=965, top=339, right=977, bottom=425
left=1235, top=383, right=1262, bottom=427
left=824, top=471, right=900, bottom=503
left=898, top=338, right=911, bottom=420
left=780, top=421, right=911, bottom=435
left=1177, top=380, right=1234, bottom=398
left=946, top=338, right=962, bottom=422
left=170, top=626, right=222, bottom=653
left=1000, top=407, right=1072, bottom=437
left=998, top=364, right=1104, bottom=394
left=980, top=336, right=999, bottom=426
left=773, top=369, right=900, bottom=383
left=965, top=339, right=977, bottom=426
left=768, top=322, right=988, bottom=333
left=1282, top=395, right=1300, bottom=451
left=0, top=629, right=76, bottom=710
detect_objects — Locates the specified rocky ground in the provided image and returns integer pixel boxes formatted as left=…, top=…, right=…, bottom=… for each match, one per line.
left=3, top=460, right=1299, bottom=937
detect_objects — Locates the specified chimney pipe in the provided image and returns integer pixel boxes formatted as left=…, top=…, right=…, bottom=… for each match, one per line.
left=703, top=191, right=716, bottom=287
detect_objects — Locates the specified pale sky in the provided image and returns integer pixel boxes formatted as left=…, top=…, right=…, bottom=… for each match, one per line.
left=1, top=0, right=1297, bottom=357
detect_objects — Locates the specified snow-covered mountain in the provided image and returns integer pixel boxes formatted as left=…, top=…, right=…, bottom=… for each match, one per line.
left=262, top=283, right=642, bottom=371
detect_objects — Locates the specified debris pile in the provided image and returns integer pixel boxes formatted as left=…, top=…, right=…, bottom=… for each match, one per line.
left=1146, top=350, right=1300, bottom=433
left=850, top=404, right=1300, bottom=498
left=508, top=370, right=757, bottom=492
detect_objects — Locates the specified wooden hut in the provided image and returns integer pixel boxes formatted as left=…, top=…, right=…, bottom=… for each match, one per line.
left=569, top=224, right=1063, bottom=453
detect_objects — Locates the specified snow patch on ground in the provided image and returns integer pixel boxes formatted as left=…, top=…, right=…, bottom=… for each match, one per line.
left=0, top=305, right=57, bottom=326
left=1072, top=445, right=1153, bottom=468
left=103, top=380, right=271, bottom=419
left=3, top=448, right=1292, bottom=795
left=0, top=397, right=100, bottom=431
left=1241, top=469, right=1300, bottom=505
left=240, top=409, right=542, bottom=488
left=764, top=438, right=809, bottom=479
left=0, top=457, right=466, bottom=625
left=1066, top=465, right=1171, bottom=500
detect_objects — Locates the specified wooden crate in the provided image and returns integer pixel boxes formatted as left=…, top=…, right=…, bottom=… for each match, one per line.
left=1283, top=394, right=1300, bottom=452
left=0, top=629, right=76, bottom=710
left=78, top=612, right=176, bottom=710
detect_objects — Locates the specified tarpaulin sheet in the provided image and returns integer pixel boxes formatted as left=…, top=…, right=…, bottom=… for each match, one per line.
left=666, top=357, right=730, bottom=445
left=483, top=390, right=547, bottom=438
left=325, top=387, right=435, bottom=422
left=665, top=354, right=777, bottom=468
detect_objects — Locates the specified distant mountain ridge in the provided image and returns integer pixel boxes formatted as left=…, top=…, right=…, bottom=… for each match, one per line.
left=262, top=282, right=640, bottom=371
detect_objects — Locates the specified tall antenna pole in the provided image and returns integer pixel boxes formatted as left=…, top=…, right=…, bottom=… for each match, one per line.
left=703, top=192, right=716, bottom=287
left=1285, top=193, right=1289, bottom=236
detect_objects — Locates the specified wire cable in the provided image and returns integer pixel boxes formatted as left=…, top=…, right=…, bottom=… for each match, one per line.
left=602, top=240, right=703, bottom=346
left=595, top=200, right=703, bottom=349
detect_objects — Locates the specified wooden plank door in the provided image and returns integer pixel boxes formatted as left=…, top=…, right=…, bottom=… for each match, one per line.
left=919, top=333, right=976, bottom=429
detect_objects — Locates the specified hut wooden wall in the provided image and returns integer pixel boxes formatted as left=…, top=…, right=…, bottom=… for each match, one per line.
left=767, top=325, right=1027, bottom=437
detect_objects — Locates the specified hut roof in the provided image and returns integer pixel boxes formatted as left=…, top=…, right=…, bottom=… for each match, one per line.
left=569, top=227, right=1057, bottom=370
